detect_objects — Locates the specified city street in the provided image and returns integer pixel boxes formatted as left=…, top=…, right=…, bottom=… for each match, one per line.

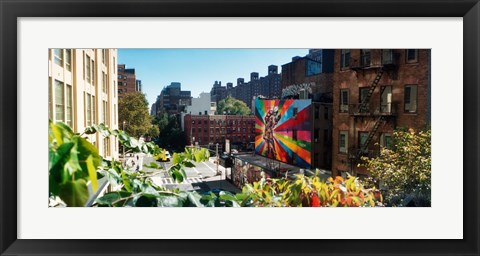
left=141, top=155, right=240, bottom=194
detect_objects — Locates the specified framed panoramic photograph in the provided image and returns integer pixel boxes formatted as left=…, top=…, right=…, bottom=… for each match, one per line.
left=1, top=0, right=479, bottom=255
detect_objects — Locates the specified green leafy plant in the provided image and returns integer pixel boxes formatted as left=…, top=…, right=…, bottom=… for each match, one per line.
left=231, top=174, right=383, bottom=207
left=49, top=121, right=103, bottom=206
left=50, top=120, right=383, bottom=208
left=49, top=121, right=209, bottom=207
left=360, top=128, right=431, bottom=206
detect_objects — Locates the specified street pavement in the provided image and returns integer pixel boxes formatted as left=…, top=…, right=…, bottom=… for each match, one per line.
left=141, top=155, right=241, bottom=194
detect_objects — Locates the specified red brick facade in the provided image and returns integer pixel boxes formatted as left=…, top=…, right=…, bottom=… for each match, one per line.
left=332, top=49, right=431, bottom=177
left=184, top=115, right=255, bottom=151
left=281, top=57, right=333, bottom=95
left=117, top=64, right=137, bottom=96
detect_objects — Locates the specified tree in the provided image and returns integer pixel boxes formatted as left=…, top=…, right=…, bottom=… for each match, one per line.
left=152, top=112, right=186, bottom=151
left=146, top=125, right=160, bottom=138
left=361, top=128, right=431, bottom=206
left=152, top=112, right=169, bottom=136
left=118, top=92, right=152, bottom=138
left=216, top=96, right=251, bottom=115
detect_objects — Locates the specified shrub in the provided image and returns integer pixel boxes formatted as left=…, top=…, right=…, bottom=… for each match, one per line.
left=361, top=128, right=431, bottom=206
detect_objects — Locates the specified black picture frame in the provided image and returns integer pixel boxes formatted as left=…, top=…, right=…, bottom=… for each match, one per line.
left=1, top=0, right=479, bottom=255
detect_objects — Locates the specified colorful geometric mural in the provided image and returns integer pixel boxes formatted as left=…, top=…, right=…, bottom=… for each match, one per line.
left=254, top=99, right=312, bottom=169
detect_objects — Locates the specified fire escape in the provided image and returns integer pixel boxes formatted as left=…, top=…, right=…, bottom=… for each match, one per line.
left=348, top=50, right=399, bottom=164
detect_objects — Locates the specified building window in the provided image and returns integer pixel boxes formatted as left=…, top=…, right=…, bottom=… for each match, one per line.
left=65, top=49, right=72, bottom=71
left=359, top=132, right=369, bottom=152
left=360, top=49, right=371, bottom=67
left=314, top=129, right=319, bottom=142
left=118, top=75, right=122, bottom=79
left=54, top=80, right=64, bottom=122
left=113, top=57, right=116, bottom=74
left=92, top=95, right=96, bottom=125
left=102, top=49, right=106, bottom=64
left=66, top=85, right=73, bottom=127
left=103, top=101, right=108, bottom=125
left=104, top=137, right=110, bottom=157
left=86, top=94, right=92, bottom=126
left=340, top=49, right=350, bottom=69
left=339, top=131, right=348, bottom=153
left=380, top=133, right=393, bottom=149
left=102, top=72, right=107, bottom=93
left=324, top=129, right=328, bottom=143
left=404, top=85, right=418, bottom=113
left=406, top=49, right=418, bottom=63
left=340, top=89, right=349, bottom=113
left=53, top=49, right=63, bottom=67
left=86, top=55, right=91, bottom=83
left=359, top=87, right=370, bottom=112
left=292, top=129, right=297, bottom=140
left=382, top=49, right=394, bottom=65
left=82, top=51, right=85, bottom=80
left=91, top=60, right=95, bottom=86
left=324, top=106, right=328, bottom=119
left=380, top=86, right=392, bottom=113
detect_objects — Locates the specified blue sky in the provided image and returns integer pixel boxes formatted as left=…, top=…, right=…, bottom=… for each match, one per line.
left=118, top=49, right=309, bottom=106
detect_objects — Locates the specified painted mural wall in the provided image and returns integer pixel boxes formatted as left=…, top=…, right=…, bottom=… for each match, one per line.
left=254, top=99, right=312, bottom=169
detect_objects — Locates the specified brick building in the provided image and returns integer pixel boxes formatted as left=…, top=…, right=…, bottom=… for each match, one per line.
left=117, top=64, right=140, bottom=96
left=281, top=50, right=334, bottom=97
left=184, top=114, right=255, bottom=151
left=332, top=49, right=431, bottom=177
left=280, top=49, right=335, bottom=171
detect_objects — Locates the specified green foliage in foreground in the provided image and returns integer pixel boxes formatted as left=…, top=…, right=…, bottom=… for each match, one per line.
left=49, top=121, right=383, bottom=207
left=361, top=128, right=431, bottom=207
left=48, top=121, right=208, bottom=207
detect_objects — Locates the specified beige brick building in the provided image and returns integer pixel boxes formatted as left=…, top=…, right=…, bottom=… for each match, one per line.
left=48, top=49, right=119, bottom=159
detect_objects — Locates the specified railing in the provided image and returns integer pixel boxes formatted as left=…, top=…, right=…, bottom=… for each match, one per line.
left=347, top=103, right=398, bottom=116
left=350, top=52, right=399, bottom=69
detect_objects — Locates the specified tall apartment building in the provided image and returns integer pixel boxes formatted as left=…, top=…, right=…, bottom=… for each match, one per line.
left=332, top=49, right=431, bottom=177
left=156, top=82, right=192, bottom=115
left=48, top=49, right=119, bottom=159
left=184, top=114, right=255, bottom=151
left=210, top=81, right=227, bottom=106
left=259, top=65, right=282, bottom=99
left=117, top=64, right=140, bottom=96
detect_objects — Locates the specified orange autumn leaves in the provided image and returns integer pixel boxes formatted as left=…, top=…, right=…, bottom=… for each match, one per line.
left=242, top=174, right=383, bottom=207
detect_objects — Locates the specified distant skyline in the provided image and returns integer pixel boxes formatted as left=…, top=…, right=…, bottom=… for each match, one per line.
left=118, top=49, right=309, bottom=106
